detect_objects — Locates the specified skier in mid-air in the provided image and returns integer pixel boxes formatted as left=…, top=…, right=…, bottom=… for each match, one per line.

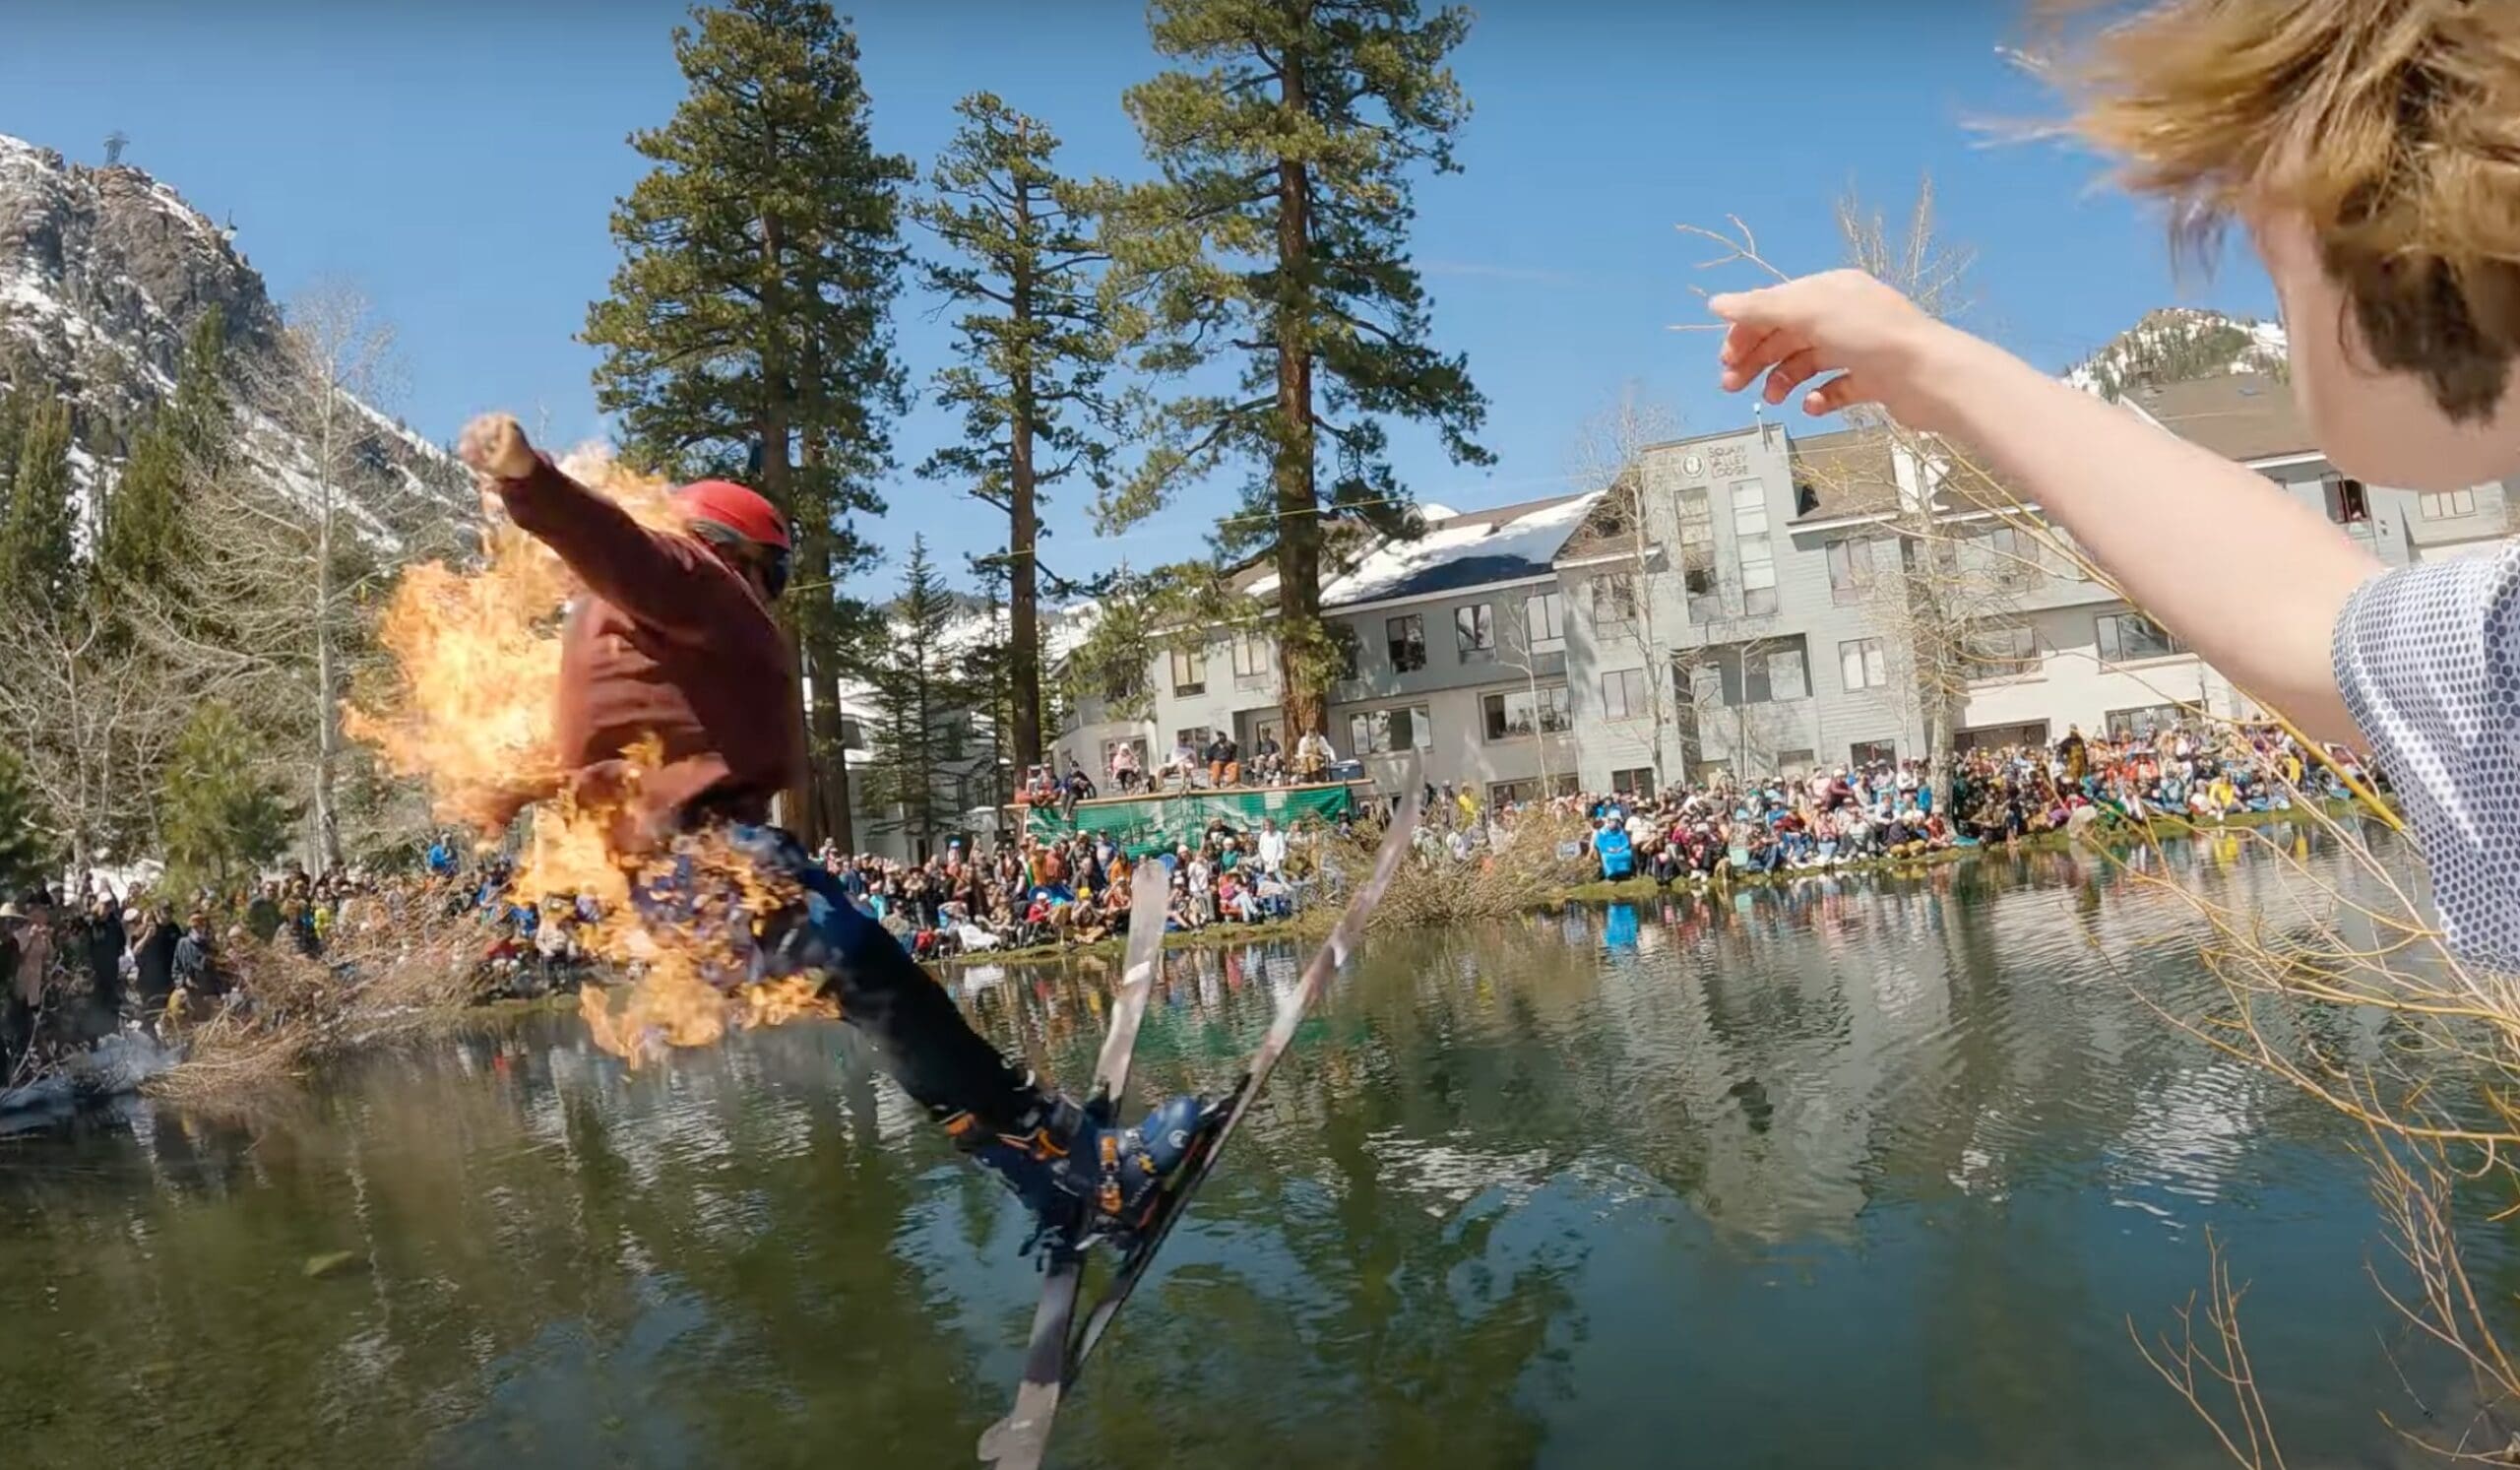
left=454, top=411, right=1209, bottom=1249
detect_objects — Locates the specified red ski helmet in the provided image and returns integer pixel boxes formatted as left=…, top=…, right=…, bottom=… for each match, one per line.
left=675, top=479, right=792, bottom=599
left=674, top=479, right=791, bottom=550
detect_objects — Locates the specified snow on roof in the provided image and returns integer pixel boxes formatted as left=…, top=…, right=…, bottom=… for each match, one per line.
left=1248, top=492, right=1599, bottom=608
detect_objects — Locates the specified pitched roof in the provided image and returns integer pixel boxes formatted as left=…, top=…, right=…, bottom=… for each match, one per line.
left=1249, top=492, right=1598, bottom=608
left=2127, top=372, right=2311, bottom=462
left=1788, top=428, right=1901, bottom=521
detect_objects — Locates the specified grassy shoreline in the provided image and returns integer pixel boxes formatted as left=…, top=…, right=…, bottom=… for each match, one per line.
left=943, top=799, right=2371, bottom=966
left=114, top=797, right=2373, bottom=1109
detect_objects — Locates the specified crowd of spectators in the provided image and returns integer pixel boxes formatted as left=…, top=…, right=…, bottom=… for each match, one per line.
left=816, top=806, right=1354, bottom=961
left=1019, top=725, right=1353, bottom=811
left=0, top=719, right=2369, bottom=1087
left=1438, top=721, right=2367, bottom=889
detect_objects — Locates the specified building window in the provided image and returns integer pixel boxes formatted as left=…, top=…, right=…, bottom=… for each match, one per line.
left=2096, top=610, right=2183, bottom=663
left=1601, top=667, right=1648, bottom=721
left=2044, top=524, right=2092, bottom=581
left=1229, top=630, right=1270, bottom=679
left=1967, top=624, right=2038, bottom=679
left=1455, top=603, right=1496, bottom=665
left=838, top=716, right=867, bottom=751
left=1386, top=614, right=1425, bottom=672
left=1677, top=485, right=1720, bottom=621
left=1174, top=726, right=1214, bottom=751
left=1839, top=637, right=1889, bottom=691
left=1349, top=704, right=1432, bottom=756
left=1732, top=479, right=1777, bottom=615
left=940, top=716, right=969, bottom=761
left=1610, top=767, right=1656, bottom=796
left=1705, top=637, right=1809, bottom=706
left=1850, top=739, right=1898, bottom=768
left=2322, top=473, right=2370, bottom=525
left=1825, top=537, right=1874, bottom=606
left=2420, top=487, right=2478, bottom=520
left=1488, top=775, right=1580, bottom=806
left=1482, top=684, right=1572, bottom=740
left=1978, top=525, right=2046, bottom=587
left=1766, top=645, right=1807, bottom=699
left=1170, top=648, right=1206, bottom=697
left=2105, top=704, right=2183, bottom=739
left=1591, top=572, right=1638, bottom=637
left=1523, top=590, right=1565, bottom=652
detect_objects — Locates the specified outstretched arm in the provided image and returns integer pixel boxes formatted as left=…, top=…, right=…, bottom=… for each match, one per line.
left=1709, top=272, right=2383, bottom=744
left=457, top=413, right=749, bottom=642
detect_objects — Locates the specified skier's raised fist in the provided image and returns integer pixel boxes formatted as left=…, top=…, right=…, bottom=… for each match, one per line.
left=457, top=413, right=536, bottom=480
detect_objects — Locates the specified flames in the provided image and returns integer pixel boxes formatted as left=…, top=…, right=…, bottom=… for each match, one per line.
left=349, top=446, right=839, bottom=1065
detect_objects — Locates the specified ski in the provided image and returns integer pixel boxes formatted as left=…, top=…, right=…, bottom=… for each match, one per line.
left=1063, top=781, right=1423, bottom=1380
left=976, top=859, right=1171, bottom=1470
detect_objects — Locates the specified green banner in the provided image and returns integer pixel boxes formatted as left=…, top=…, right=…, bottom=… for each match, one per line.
left=1024, top=783, right=1356, bottom=857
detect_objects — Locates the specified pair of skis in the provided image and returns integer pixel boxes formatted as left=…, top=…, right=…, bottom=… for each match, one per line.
left=976, top=786, right=1422, bottom=1468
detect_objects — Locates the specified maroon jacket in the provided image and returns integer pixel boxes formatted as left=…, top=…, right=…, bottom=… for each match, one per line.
left=492, top=456, right=803, bottom=839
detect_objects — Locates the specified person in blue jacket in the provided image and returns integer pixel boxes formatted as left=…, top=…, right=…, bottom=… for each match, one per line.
left=1592, top=818, right=1635, bottom=881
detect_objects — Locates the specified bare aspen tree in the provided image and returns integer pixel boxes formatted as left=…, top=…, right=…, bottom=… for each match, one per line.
left=0, top=603, right=187, bottom=877
left=1680, top=557, right=1805, bottom=782
left=265, top=282, right=398, bottom=871
left=1690, top=179, right=2022, bottom=808
left=1569, top=385, right=1683, bottom=785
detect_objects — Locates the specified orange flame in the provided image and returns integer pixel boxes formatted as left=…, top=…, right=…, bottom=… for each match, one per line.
left=350, top=446, right=840, bottom=1066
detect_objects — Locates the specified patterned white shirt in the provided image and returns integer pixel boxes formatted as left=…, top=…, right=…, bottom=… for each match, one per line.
left=2332, top=543, right=2520, bottom=968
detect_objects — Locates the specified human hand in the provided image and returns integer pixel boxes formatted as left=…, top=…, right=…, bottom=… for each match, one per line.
left=457, top=412, right=536, bottom=481
left=1706, top=270, right=1966, bottom=431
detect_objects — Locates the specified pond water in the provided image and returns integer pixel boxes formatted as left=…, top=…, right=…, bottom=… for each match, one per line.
left=2, top=828, right=2509, bottom=1469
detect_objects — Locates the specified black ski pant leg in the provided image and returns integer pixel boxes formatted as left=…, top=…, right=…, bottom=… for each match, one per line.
left=734, top=826, right=1038, bottom=1132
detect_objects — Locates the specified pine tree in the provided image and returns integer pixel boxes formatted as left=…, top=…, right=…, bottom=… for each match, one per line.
left=158, top=701, right=294, bottom=896
left=584, top=0, right=913, bottom=851
left=912, top=93, right=1118, bottom=778
left=859, top=538, right=969, bottom=852
left=1104, top=0, right=1492, bottom=735
left=0, top=396, right=79, bottom=613
left=0, top=743, right=50, bottom=895
left=100, top=308, right=230, bottom=605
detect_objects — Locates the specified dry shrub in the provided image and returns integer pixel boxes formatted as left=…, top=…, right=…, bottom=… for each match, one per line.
left=147, top=885, right=491, bottom=1103
left=1354, top=809, right=1596, bottom=933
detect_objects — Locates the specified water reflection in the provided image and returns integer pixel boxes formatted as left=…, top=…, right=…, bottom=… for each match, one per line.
left=0, top=823, right=2497, bottom=1469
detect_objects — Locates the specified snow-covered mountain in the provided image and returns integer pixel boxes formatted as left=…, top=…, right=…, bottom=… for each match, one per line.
left=2065, top=307, right=2289, bottom=401
left=0, top=133, right=468, bottom=548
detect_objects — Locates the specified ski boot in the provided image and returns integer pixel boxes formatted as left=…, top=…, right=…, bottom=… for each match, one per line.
left=947, top=1088, right=1217, bottom=1254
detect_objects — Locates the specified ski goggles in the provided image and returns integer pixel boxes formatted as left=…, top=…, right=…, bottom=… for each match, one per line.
left=692, top=522, right=791, bottom=602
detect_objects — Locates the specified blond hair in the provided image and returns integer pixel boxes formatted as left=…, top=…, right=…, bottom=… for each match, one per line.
left=2049, top=0, right=2520, bottom=419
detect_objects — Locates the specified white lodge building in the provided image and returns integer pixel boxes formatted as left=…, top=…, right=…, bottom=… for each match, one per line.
left=1051, top=374, right=2512, bottom=802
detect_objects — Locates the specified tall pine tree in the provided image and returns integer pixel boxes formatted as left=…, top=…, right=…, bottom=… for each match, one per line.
left=911, top=93, right=1118, bottom=777
left=859, top=538, right=968, bottom=854
left=99, top=312, right=227, bottom=604
left=0, top=396, right=79, bottom=613
left=585, top=0, right=912, bottom=851
left=1104, top=0, right=1490, bottom=736
left=158, top=700, right=294, bottom=896
left=0, top=743, right=48, bottom=895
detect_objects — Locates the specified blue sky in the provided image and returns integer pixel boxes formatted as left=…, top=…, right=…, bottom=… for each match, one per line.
left=3, top=0, right=2278, bottom=596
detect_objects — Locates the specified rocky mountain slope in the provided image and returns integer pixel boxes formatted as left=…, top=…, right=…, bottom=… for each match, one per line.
left=0, top=132, right=468, bottom=547
left=2065, top=306, right=2289, bottom=401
